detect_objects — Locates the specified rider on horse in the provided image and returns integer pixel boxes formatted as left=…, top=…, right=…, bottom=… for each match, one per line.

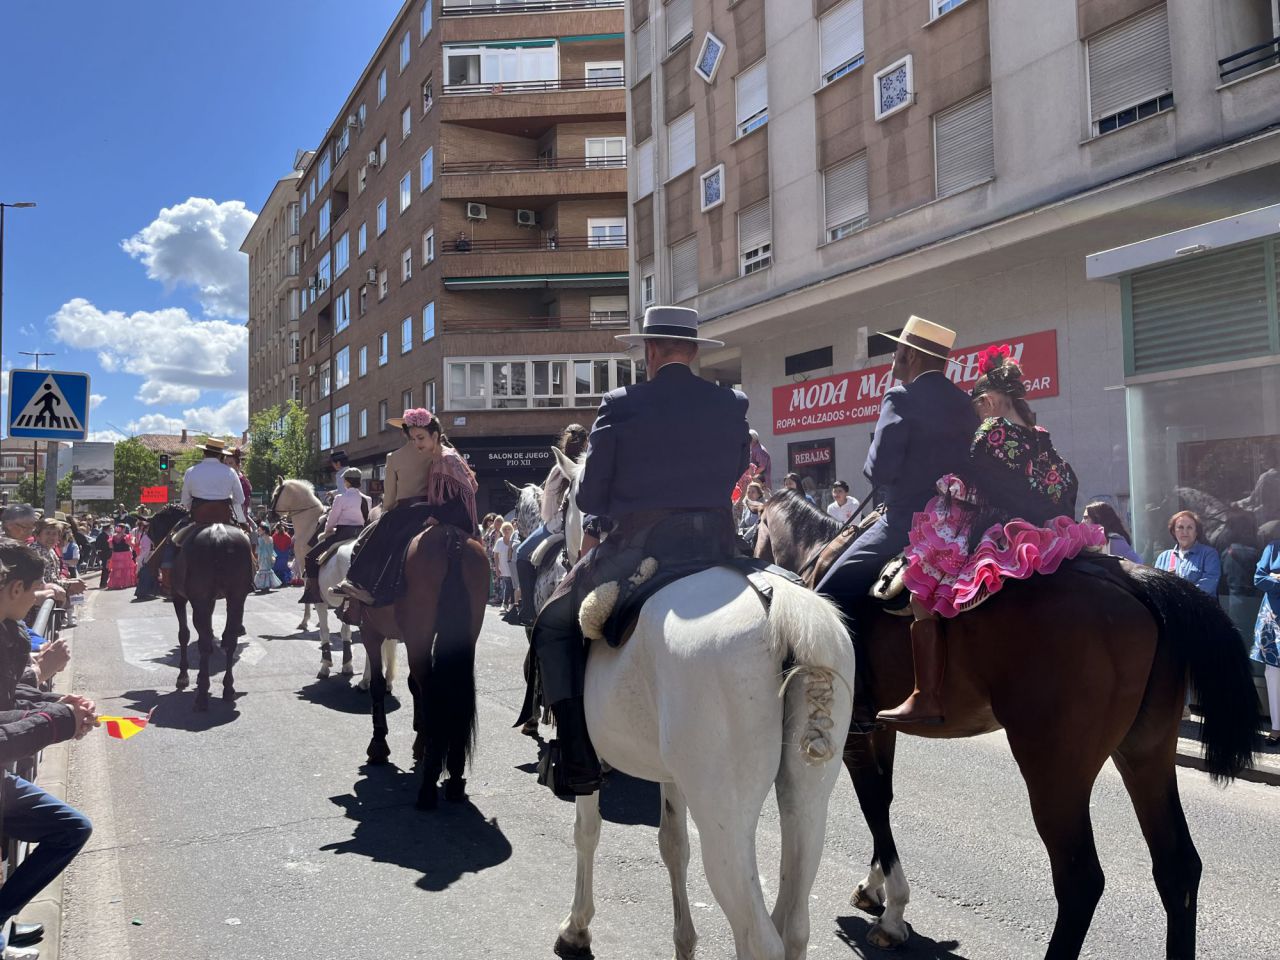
left=530, top=305, right=750, bottom=797
left=300, top=467, right=370, bottom=600
left=334, top=408, right=477, bottom=620
left=515, top=423, right=589, bottom=626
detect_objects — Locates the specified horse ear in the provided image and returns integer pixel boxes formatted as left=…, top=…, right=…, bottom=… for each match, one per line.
left=553, top=446, right=580, bottom=479
left=505, top=480, right=523, bottom=495
left=275, top=474, right=284, bottom=486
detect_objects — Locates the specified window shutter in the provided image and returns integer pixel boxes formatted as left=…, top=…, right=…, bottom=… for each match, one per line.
left=666, top=0, right=693, bottom=51
left=738, top=201, right=772, bottom=254
left=1087, top=4, right=1172, bottom=121
left=637, top=140, right=655, bottom=196
left=735, top=60, right=768, bottom=127
left=667, top=112, right=695, bottom=177
left=1128, top=242, right=1272, bottom=374
left=670, top=236, right=699, bottom=302
left=824, top=153, right=869, bottom=231
left=820, top=0, right=864, bottom=78
left=590, top=295, right=628, bottom=313
left=934, top=90, right=995, bottom=197
left=634, top=21, right=652, bottom=78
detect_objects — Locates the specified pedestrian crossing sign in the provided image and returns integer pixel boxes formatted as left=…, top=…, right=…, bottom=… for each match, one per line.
left=7, top=369, right=91, bottom=441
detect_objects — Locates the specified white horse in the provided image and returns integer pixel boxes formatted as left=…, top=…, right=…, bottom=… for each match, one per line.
left=548, top=448, right=855, bottom=960
left=270, top=478, right=397, bottom=689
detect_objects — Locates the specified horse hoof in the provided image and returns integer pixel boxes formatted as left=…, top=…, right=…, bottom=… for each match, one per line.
left=851, top=883, right=886, bottom=917
left=317, top=665, right=330, bottom=679
left=444, top=778, right=466, bottom=802
left=552, top=935, right=593, bottom=960
left=175, top=675, right=189, bottom=691
left=340, top=663, right=354, bottom=677
left=366, top=739, right=391, bottom=764
left=867, top=921, right=910, bottom=949
left=223, top=687, right=235, bottom=701
left=520, top=719, right=540, bottom=738
left=357, top=679, right=371, bottom=692
left=412, top=733, right=426, bottom=763
left=416, top=788, right=439, bottom=811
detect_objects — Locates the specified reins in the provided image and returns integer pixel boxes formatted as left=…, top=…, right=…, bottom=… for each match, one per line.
left=792, top=486, right=877, bottom=584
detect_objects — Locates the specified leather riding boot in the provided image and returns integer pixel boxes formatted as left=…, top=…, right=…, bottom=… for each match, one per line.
left=876, top=618, right=946, bottom=725
left=540, top=697, right=601, bottom=797
left=336, top=598, right=363, bottom=626
left=299, top=577, right=323, bottom=604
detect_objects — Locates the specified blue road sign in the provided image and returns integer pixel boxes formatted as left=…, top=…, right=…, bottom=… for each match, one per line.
left=7, top=369, right=91, bottom=441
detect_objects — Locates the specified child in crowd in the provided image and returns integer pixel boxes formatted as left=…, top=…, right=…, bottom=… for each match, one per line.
left=493, top=521, right=518, bottom=613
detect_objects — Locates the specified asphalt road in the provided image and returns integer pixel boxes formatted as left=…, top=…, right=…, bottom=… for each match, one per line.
left=57, top=583, right=1277, bottom=960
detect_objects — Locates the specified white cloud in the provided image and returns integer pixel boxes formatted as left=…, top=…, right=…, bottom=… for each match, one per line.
left=89, top=394, right=106, bottom=410
left=120, top=198, right=256, bottom=320
left=137, top=381, right=201, bottom=405
left=87, top=429, right=126, bottom=443
left=127, top=394, right=246, bottom=438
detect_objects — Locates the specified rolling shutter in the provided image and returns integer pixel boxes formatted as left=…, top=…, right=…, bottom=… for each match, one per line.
left=670, top=236, right=699, bottom=302
left=735, top=60, right=768, bottom=129
left=934, top=90, right=995, bottom=197
left=665, top=0, right=692, bottom=51
left=634, top=21, right=652, bottom=79
left=738, top=201, right=772, bottom=254
left=1128, top=241, right=1272, bottom=374
left=1087, top=4, right=1172, bottom=121
left=667, top=111, right=695, bottom=177
left=824, top=153, right=869, bottom=232
left=636, top=139, right=654, bottom=196
left=820, top=0, right=864, bottom=79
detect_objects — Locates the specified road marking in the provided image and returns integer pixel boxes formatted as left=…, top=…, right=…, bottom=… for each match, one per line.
left=114, top=612, right=302, bottom=672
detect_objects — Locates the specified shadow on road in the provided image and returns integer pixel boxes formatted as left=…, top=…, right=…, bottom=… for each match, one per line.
left=321, top=764, right=513, bottom=891
left=512, top=751, right=661, bottom=827
left=295, top=677, right=403, bottom=716
left=835, top=915, right=972, bottom=959
left=113, top=688, right=242, bottom=732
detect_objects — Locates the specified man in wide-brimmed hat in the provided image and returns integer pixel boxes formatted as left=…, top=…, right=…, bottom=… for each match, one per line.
left=527, top=305, right=751, bottom=797
left=816, top=315, right=977, bottom=724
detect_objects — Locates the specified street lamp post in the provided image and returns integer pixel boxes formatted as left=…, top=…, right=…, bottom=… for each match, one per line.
left=0, top=201, right=38, bottom=505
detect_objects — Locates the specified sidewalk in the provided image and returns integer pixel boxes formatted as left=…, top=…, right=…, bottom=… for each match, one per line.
left=1175, top=716, right=1280, bottom=787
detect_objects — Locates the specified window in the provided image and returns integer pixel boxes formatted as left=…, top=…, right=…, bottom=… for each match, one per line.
left=319, top=199, right=331, bottom=239
left=420, top=147, right=434, bottom=190
left=694, top=32, right=725, bottom=82
left=401, top=247, right=413, bottom=282
left=378, top=269, right=389, bottom=300
left=590, top=295, right=628, bottom=326
left=378, top=399, right=389, bottom=430
left=934, top=90, right=995, bottom=197
left=358, top=345, right=368, bottom=377
left=447, top=356, right=644, bottom=410
left=735, top=60, right=768, bottom=136
left=444, top=42, right=559, bottom=87
left=377, top=198, right=387, bottom=235
left=670, top=235, right=698, bottom=302
left=667, top=111, right=695, bottom=178
left=335, top=288, right=352, bottom=333
left=335, top=231, right=350, bottom=275
left=290, top=331, right=301, bottom=364
left=290, top=376, right=301, bottom=402
left=665, top=0, right=692, bottom=52
left=636, top=140, right=655, bottom=197
left=401, top=106, right=411, bottom=140
left=400, top=31, right=411, bottom=72
left=318, top=151, right=331, bottom=187
left=587, top=217, right=626, bottom=248
left=932, top=0, right=970, bottom=17
left=358, top=103, right=367, bottom=127
left=1087, top=5, right=1173, bottom=135
left=378, top=332, right=389, bottom=365
left=319, top=412, right=332, bottom=451
left=874, top=54, right=914, bottom=121
left=699, top=164, right=724, bottom=212
left=640, top=260, right=655, bottom=307
left=585, top=61, right=624, bottom=85
left=401, top=388, right=413, bottom=412
left=422, top=227, right=435, bottom=264
left=400, top=172, right=412, bottom=212
left=423, top=301, right=436, bottom=341
left=824, top=152, right=869, bottom=240
left=422, top=75, right=434, bottom=113
left=317, top=252, right=331, bottom=292
left=378, top=67, right=387, bottom=104
left=358, top=164, right=368, bottom=194
left=336, top=124, right=350, bottom=161
left=425, top=379, right=437, bottom=412
left=634, top=21, right=653, bottom=79
left=401, top=317, right=413, bottom=353
left=585, top=137, right=626, bottom=167
left=359, top=286, right=368, bottom=315
left=335, top=347, right=350, bottom=390
left=358, top=222, right=367, bottom=255
left=358, top=408, right=368, bottom=438
left=320, top=360, right=332, bottom=398
left=378, top=136, right=387, bottom=166
left=820, top=0, right=865, bottom=86
left=421, top=2, right=432, bottom=39
left=738, top=201, right=772, bottom=276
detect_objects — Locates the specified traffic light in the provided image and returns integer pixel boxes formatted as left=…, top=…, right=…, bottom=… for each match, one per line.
left=159, top=454, right=169, bottom=472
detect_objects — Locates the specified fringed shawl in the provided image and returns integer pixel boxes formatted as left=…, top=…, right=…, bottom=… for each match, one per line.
left=425, top=446, right=479, bottom=532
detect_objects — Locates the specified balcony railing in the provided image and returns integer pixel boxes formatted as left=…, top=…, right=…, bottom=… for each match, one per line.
left=444, top=314, right=629, bottom=333
left=1219, top=36, right=1280, bottom=82
left=443, top=75, right=625, bottom=95
left=442, top=0, right=623, bottom=16
left=444, top=233, right=627, bottom=253
left=442, top=155, right=626, bottom=174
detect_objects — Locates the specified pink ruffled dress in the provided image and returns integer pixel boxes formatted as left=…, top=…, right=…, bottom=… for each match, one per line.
left=903, top=419, right=1106, bottom=618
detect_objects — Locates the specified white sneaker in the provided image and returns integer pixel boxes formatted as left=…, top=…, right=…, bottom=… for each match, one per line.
left=5, top=944, right=40, bottom=959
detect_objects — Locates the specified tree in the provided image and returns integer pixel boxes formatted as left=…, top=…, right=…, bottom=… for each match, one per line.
left=245, top=405, right=282, bottom=494
left=276, top=400, right=319, bottom=483
left=15, top=471, right=72, bottom=507
left=112, top=438, right=161, bottom=509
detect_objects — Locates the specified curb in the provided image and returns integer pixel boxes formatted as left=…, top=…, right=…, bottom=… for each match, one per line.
left=1175, top=725, right=1280, bottom=787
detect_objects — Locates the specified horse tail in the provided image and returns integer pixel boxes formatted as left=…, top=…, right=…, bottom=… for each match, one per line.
left=1125, top=564, right=1257, bottom=783
left=766, top=575, right=855, bottom=765
left=425, top=532, right=478, bottom=766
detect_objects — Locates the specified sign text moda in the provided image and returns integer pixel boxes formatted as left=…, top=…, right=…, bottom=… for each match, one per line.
left=772, top=330, right=1059, bottom=436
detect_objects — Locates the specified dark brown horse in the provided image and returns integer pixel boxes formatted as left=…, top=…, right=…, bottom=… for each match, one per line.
left=147, top=505, right=254, bottom=712
left=755, top=491, right=1257, bottom=960
left=357, top=522, right=489, bottom=809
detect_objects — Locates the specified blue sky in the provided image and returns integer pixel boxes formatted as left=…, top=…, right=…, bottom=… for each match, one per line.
left=0, top=0, right=403, bottom=441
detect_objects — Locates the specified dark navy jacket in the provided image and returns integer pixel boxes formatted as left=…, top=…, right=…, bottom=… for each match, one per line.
left=865, top=370, right=978, bottom=530
left=577, top=362, right=750, bottom=520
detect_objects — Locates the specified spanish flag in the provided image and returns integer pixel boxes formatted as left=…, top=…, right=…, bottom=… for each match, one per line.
left=96, top=709, right=155, bottom=740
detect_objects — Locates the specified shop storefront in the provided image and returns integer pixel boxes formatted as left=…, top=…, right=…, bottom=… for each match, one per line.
left=452, top=436, right=557, bottom=517
left=786, top=438, right=837, bottom=510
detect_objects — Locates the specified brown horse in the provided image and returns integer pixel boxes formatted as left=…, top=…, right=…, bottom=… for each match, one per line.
left=356, top=522, right=489, bottom=809
left=755, top=491, right=1257, bottom=960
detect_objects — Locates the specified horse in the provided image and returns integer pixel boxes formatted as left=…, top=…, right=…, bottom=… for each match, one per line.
left=146, top=502, right=254, bottom=712
left=545, top=447, right=855, bottom=960
left=754, top=491, right=1258, bottom=960
left=269, top=477, right=397, bottom=689
left=354, top=519, right=490, bottom=810
left=507, top=476, right=573, bottom=617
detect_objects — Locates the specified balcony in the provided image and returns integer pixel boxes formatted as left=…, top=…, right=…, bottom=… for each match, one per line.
left=443, top=313, right=629, bottom=334
left=1219, top=36, right=1280, bottom=83
left=443, top=236, right=627, bottom=289
left=442, top=0, right=623, bottom=15
left=441, top=155, right=626, bottom=203
left=441, top=78, right=624, bottom=131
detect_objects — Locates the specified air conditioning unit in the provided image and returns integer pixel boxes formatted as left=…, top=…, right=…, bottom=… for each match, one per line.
left=466, top=202, right=488, bottom=221
left=367, top=150, right=380, bottom=167
left=516, top=208, right=539, bottom=227
left=347, top=114, right=359, bottom=128
left=308, top=364, right=317, bottom=376
left=365, top=268, right=378, bottom=284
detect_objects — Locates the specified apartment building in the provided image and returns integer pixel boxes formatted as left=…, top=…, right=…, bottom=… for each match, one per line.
left=245, top=152, right=310, bottom=423
left=628, top=0, right=1280, bottom=556
left=0, top=440, right=48, bottom=501
left=294, top=0, right=631, bottom=514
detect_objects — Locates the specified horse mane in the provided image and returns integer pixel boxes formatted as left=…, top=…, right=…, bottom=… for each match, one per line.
left=286, top=478, right=316, bottom=495
left=768, top=490, right=841, bottom=543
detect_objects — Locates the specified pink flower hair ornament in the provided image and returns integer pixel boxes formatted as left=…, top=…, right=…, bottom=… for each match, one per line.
left=402, top=408, right=435, bottom=428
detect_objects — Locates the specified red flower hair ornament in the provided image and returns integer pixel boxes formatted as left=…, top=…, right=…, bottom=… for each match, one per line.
left=977, top=344, right=1012, bottom=376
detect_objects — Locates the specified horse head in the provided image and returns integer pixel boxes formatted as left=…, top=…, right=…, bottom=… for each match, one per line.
left=559, top=450, right=588, bottom=566
left=271, top=477, right=321, bottom=516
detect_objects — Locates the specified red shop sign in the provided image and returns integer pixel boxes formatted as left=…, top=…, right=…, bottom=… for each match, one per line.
left=772, top=330, right=1059, bottom=436
left=140, top=485, right=170, bottom=504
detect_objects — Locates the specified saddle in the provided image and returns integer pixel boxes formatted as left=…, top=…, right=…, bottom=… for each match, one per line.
left=171, top=500, right=236, bottom=547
